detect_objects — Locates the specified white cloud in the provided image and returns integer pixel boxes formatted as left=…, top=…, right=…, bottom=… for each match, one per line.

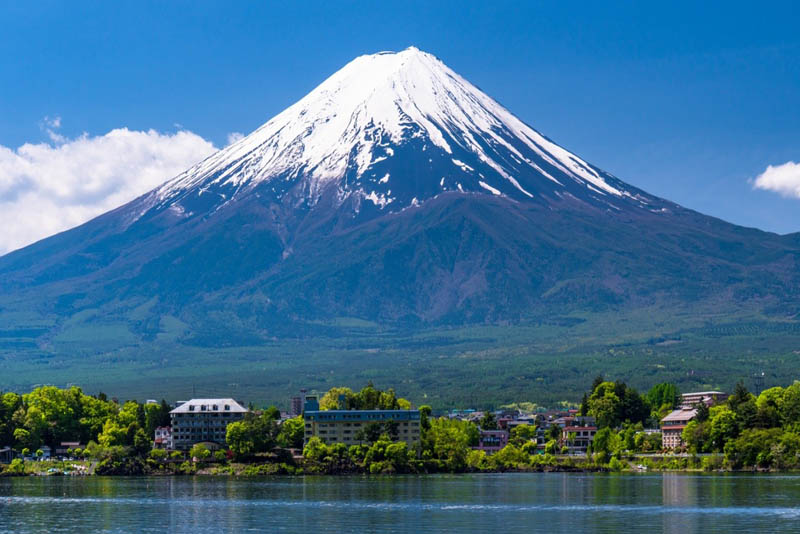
left=43, top=116, right=61, bottom=129
left=227, top=132, right=245, bottom=145
left=0, top=125, right=217, bottom=255
left=752, top=161, right=800, bottom=199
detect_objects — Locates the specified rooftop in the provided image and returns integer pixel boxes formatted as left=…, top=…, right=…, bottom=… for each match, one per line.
left=305, top=409, right=420, bottom=422
left=661, top=408, right=698, bottom=423
left=170, top=398, right=248, bottom=414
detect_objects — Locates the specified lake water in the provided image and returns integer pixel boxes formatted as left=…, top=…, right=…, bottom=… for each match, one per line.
left=2, top=473, right=800, bottom=533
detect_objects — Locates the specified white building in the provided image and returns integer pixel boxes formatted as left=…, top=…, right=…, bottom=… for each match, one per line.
left=169, top=398, right=248, bottom=451
left=154, top=426, right=173, bottom=450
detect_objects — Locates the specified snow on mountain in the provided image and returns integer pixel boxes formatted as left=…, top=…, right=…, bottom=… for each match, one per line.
left=142, top=47, right=658, bottom=219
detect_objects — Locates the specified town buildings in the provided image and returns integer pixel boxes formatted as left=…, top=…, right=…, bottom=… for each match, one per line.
left=170, top=398, right=248, bottom=451
left=302, top=396, right=421, bottom=447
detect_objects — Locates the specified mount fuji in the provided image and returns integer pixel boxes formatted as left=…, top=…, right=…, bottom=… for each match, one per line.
left=0, top=48, right=798, bottom=398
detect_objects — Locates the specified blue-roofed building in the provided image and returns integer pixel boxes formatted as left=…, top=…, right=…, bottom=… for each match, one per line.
left=302, top=396, right=421, bottom=447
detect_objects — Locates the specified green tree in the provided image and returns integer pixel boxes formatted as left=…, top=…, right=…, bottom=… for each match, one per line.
left=190, top=443, right=211, bottom=461
left=708, top=406, right=739, bottom=451
left=419, top=405, right=432, bottom=431
left=724, top=428, right=782, bottom=469
left=13, top=428, right=33, bottom=450
left=694, top=402, right=710, bottom=423
left=97, top=419, right=127, bottom=448
left=546, top=424, right=562, bottom=444
left=422, top=417, right=478, bottom=471
left=144, top=400, right=172, bottom=437
left=591, top=427, right=620, bottom=462
left=319, top=387, right=354, bottom=410
left=363, top=438, right=412, bottom=473
left=225, top=413, right=278, bottom=459
left=303, top=437, right=352, bottom=473
left=276, top=416, right=305, bottom=449
left=132, top=428, right=151, bottom=457
left=728, top=382, right=757, bottom=430
left=755, top=387, right=783, bottom=428
left=781, top=382, right=800, bottom=427
left=646, top=383, right=680, bottom=413
left=225, top=421, right=255, bottom=458
left=588, top=381, right=649, bottom=428
left=0, top=392, right=22, bottom=446
left=149, top=448, right=168, bottom=461
left=490, top=444, right=529, bottom=469
left=682, top=420, right=710, bottom=453
left=510, top=424, right=537, bottom=446
left=479, top=411, right=498, bottom=430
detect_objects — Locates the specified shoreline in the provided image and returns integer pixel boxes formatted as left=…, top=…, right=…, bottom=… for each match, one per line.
left=1, top=455, right=788, bottom=478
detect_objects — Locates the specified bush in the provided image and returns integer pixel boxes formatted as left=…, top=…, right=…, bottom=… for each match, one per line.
left=466, top=449, right=489, bottom=471
left=608, top=457, right=625, bottom=471
left=240, top=463, right=297, bottom=476
left=2, top=458, right=25, bottom=476
left=701, top=455, right=724, bottom=471
left=149, top=449, right=168, bottom=462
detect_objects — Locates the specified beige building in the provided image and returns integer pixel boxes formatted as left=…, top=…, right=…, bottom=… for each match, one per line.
left=679, top=391, right=728, bottom=409
left=660, top=390, right=728, bottom=449
left=303, top=407, right=421, bottom=447
left=660, top=408, right=697, bottom=449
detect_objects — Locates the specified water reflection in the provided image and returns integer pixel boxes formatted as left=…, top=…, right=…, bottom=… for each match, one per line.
left=1, top=474, right=800, bottom=533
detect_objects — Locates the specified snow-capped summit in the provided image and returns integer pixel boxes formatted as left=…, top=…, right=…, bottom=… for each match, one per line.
left=147, top=47, right=660, bottom=218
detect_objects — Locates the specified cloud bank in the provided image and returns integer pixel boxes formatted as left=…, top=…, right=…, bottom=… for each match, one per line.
left=752, top=161, right=800, bottom=199
left=0, top=126, right=218, bottom=255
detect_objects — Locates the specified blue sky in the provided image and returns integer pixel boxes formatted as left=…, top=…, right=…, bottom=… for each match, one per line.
left=1, top=1, right=799, bottom=250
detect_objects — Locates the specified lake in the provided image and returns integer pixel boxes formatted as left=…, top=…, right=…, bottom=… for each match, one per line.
left=2, top=473, right=800, bottom=533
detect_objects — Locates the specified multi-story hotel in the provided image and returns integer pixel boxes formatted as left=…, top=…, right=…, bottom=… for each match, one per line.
left=302, top=396, right=421, bottom=447
left=170, top=398, right=248, bottom=450
left=660, top=391, right=728, bottom=449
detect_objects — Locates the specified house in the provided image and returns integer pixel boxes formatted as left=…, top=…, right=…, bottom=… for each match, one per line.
left=39, top=445, right=51, bottom=460
left=505, top=415, right=536, bottom=433
left=474, top=429, right=509, bottom=454
left=154, top=426, right=173, bottom=450
left=302, top=396, right=421, bottom=447
left=0, top=447, right=15, bottom=464
left=561, top=416, right=597, bottom=454
left=170, top=398, right=248, bottom=451
left=55, top=442, right=83, bottom=458
left=660, top=391, right=728, bottom=449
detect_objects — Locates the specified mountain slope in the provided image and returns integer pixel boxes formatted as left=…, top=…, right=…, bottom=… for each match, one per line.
left=0, top=48, right=798, bottom=398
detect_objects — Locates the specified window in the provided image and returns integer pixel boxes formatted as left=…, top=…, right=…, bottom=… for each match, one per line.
left=189, top=406, right=195, bottom=412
